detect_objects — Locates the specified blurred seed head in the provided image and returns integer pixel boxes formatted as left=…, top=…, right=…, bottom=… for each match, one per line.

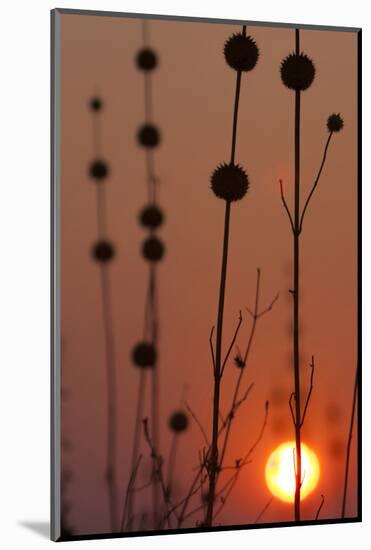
left=137, top=124, right=161, bottom=148
left=89, top=159, right=109, bottom=181
left=89, top=96, right=103, bottom=112
left=224, top=33, right=259, bottom=72
left=328, top=437, right=345, bottom=460
left=142, top=236, right=165, bottom=262
left=92, top=240, right=115, bottom=263
left=280, top=53, right=315, bottom=91
left=169, top=410, right=189, bottom=433
left=211, top=163, right=249, bottom=202
left=234, top=352, right=245, bottom=369
left=132, top=342, right=157, bottom=369
left=136, top=48, right=158, bottom=71
left=327, top=113, right=344, bottom=133
left=139, top=204, right=164, bottom=229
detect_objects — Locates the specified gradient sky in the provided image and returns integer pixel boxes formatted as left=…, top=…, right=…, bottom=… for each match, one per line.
left=59, top=12, right=358, bottom=536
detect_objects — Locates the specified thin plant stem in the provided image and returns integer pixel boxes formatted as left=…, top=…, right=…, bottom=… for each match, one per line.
left=125, top=370, right=147, bottom=527
left=91, top=104, right=119, bottom=531
left=341, top=363, right=358, bottom=518
left=166, top=433, right=178, bottom=496
left=254, top=496, right=273, bottom=524
left=293, top=28, right=302, bottom=523
left=206, top=199, right=231, bottom=526
left=315, top=494, right=325, bottom=520
left=205, top=23, right=246, bottom=529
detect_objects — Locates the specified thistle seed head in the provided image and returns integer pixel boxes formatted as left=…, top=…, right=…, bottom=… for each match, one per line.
left=327, top=113, right=344, bottom=133
left=280, top=53, right=315, bottom=91
left=142, top=236, right=165, bottom=262
left=89, top=159, right=109, bottom=181
left=137, top=124, right=160, bottom=148
left=132, top=342, right=157, bottom=369
left=92, top=240, right=115, bottom=263
left=211, top=163, right=249, bottom=202
left=169, top=411, right=189, bottom=433
left=224, top=33, right=259, bottom=72
left=139, top=205, right=164, bottom=229
left=136, top=48, right=158, bottom=71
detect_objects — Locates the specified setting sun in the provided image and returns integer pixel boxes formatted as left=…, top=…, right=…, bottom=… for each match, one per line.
left=265, top=442, right=320, bottom=503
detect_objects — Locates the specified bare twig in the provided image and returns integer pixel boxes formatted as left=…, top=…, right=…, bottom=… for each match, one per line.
left=279, top=179, right=295, bottom=233
left=300, top=356, right=315, bottom=427
left=315, top=494, right=325, bottom=520
left=289, top=392, right=296, bottom=427
left=120, top=455, right=143, bottom=531
left=254, top=496, right=273, bottom=524
left=209, top=326, right=216, bottom=373
left=299, top=132, right=333, bottom=233
left=185, top=402, right=210, bottom=447
left=341, top=363, right=359, bottom=518
left=221, top=310, right=243, bottom=377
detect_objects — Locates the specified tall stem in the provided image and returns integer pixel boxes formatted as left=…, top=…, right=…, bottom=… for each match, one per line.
left=293, top=28, right=302, bottom=522
left=341, top=363, right=358, bottom=518
left=205, top=200, right=231, bottom=526
left=92, top=106, right=118, bottom=531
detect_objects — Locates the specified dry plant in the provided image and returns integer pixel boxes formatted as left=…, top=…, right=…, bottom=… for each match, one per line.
left=88, top=96, right=119, bottom=531
left=341, top=362, right=358, bottom=518
left=279, top=28, right=344, bottom=521
left=205, top=24, right=260, bottom=527
left=125, top=19, right=165, bottom=529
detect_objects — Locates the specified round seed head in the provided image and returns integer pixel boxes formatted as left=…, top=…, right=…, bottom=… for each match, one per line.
left=92, top=240, right=115, bottom=263
left=142, top=236, right=165, bottom=262
left=211, top=163, right=249, bottom=202
left=89, top=159, right=109, bottom=181
left=327, top=113, right=344, bottom=133
left=169, top=410, right=189, bottom=433
left=136, top=48, right=158, bottom=71
left=224, top=33, right=259, bottom=71
left=132, top=342, right=157, bottom=368
left=137, top=124, right=160, bottom=148
left=89, top=97, right=103, bottom=111
left=139, top=205, right=164, bottom=229
left=280, top=53, right=315, bottom=91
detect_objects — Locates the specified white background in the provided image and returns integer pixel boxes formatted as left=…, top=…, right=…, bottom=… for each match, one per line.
left=0, top=0, right=368, bottom=548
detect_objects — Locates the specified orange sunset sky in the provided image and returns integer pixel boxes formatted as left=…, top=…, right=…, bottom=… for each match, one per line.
left=58, top=12, right=359, bottom=535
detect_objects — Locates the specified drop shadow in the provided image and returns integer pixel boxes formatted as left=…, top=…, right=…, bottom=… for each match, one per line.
left=19, top=521, right=50, bottom=539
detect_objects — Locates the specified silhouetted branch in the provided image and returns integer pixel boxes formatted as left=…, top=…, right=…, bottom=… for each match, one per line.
left=300, top=356, right=315, bottom=427
left=254, top=496, right=273, bottom=523
left=279, top=179, right=295, bottom=233
left=219, top=269, right=277, bottom=471
left=209, top=326, right=216, bottom=373
left=185, top=402, right=210, bottom=447
left=315, top=494, right=325, bottom=520
left=289, top=392, right=296, bottom=427
left=120, top=454, right=143, bottom=531
left=221, top=310, right=243, bottom=377
left=299, top=133, right=333, bottom=233
left=341, top=363, right=359, bottom=518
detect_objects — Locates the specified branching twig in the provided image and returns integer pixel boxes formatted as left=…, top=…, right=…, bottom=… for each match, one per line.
left=315, top=494, right=325, bottom=520
left=279, top=179, right=295, bottom=233
left=299, top=132, right=333, bottom=233
left=300, top=356, right=315, bottom=427
left=341, top=363, right=359, bottom=518
left=254, top=496, right=273, bottom=524
left=221, top=310, right=243, bottom=377
left=185, top=402, right=210, bottom=447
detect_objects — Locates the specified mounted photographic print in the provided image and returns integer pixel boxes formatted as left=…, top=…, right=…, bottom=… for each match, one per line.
left=51, top=8, right=361, bottom=542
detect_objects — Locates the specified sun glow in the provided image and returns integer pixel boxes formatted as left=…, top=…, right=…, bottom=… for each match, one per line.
left=265, top=442, right=320, bottom=503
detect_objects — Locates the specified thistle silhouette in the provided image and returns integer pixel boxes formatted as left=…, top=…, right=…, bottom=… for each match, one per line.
left=88, top=96, right=119, bottom=531
left=124, top=19, right=165, bottom=531
left=279, top=28, right=344, bottom=522
left=205, top=25, right=258, bottom=527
